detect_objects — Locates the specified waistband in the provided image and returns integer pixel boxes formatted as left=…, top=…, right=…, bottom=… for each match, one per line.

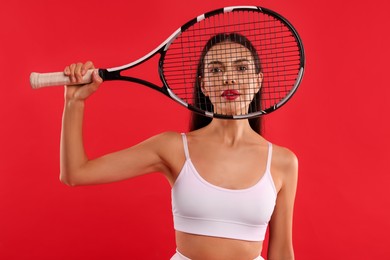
left=170, top=250, right=264, bottom=260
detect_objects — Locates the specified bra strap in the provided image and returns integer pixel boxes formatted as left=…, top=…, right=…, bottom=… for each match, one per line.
left=266, top=142, right=273, bottom=172
left=181, top=133, right=190, bottom=159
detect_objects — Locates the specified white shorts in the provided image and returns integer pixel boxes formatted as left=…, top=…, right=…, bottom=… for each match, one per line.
left=170, top=250, right=264, bottom=260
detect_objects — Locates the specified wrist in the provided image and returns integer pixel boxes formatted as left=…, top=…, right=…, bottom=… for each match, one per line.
left=64, top=98, right=85, bottom=109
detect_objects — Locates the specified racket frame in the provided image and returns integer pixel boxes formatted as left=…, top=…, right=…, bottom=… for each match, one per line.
left=99, top=5, right=305, bottom=119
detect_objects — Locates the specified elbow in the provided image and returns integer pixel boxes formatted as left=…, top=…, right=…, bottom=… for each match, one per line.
left=59, top=171, right=79, bottom=187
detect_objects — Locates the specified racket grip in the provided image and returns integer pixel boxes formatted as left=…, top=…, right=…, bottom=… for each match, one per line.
left=30, top=69, right=96, bottom=89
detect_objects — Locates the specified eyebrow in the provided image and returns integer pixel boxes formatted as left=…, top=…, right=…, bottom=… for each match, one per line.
left=234, top=58, right=251, bottom=64
left=206, top=59, right=251, bottom=67
left=207, top=61, right=223, bottom=67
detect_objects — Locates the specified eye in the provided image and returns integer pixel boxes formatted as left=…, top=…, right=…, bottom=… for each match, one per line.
left=237, top=65, right=248, bottom=71
left=210, top=67, right=223, bottom=73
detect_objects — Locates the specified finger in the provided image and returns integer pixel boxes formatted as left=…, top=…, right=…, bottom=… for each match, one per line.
left=81, top=61, right=95, bottom=75
left=88, top=70, right=103, bottom=94
left=75, top=63, right=83, bottom=82
left=69, top=63, right=76, bottom=83
left=64, top=66, right=70, bottom=76
left=91, top=69, right=102, bottom=84
left=87, top=70, right=102, bottom=93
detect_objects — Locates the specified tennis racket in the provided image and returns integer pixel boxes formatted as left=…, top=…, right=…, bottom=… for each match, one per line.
left=30, top=6, right=305, bottom=119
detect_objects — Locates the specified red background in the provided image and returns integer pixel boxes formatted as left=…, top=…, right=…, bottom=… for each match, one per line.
left=1, top=0, right=389, bottom=259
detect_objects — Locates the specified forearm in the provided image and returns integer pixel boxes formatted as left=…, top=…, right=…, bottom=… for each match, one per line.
left=60, top=99, right=88, bottom=186
left=267, top=247, right=294, bottom=260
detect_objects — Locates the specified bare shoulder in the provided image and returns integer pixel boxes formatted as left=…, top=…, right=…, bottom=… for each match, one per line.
left=150, top=131, right=182, bottom=144
left=129, top=131, right=184, bottom=168
left=272, top=144, right=298, bottom=170
left=270, top=144, right=299, bottom=192
left=145, top=131, right=183, bottom=156
left=147, top=131, right=186, bottom=180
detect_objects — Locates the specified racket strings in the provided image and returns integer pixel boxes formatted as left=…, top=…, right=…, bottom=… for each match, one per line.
left=162, top=10, right=302, bottom=116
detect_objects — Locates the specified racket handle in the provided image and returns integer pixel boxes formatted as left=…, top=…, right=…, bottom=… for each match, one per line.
left=30, top=69, right=96, bottom=89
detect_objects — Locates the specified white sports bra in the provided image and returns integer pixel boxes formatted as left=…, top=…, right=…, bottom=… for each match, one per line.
left=171, top=133, right=277, bottom=242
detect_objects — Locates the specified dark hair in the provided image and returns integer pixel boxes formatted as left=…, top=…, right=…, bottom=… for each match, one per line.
left=189, top=33, right=263, bottom=134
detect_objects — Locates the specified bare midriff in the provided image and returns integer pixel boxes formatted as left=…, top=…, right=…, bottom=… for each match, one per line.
left=175, top=231, right=263, bottom=260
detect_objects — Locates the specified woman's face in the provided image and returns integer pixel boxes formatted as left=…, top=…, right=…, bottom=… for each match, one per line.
left=201, top=41, right=263, bottom=116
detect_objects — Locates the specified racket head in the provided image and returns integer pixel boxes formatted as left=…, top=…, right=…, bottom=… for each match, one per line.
left=160, top=6, right=305, bottom=119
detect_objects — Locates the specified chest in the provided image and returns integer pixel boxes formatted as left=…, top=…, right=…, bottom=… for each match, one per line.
left=187, top=142, right=269, bottom=190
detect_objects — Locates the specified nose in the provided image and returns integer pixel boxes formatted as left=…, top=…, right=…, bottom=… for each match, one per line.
left=223, top=79, right=236, bottom=85
left=223, top=68, right=236, bottom=85
left=223, top=74, right=236, bottom=85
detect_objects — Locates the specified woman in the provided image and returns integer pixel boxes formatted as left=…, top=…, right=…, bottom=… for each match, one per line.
left=61, top=33, right=298, bottom=260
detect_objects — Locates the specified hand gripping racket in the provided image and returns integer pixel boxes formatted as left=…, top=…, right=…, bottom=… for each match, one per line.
left=30, top=6, right=305, bottom=119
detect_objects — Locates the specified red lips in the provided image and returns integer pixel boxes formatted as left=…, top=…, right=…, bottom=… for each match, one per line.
left=221, top=89, right=240, bottom=100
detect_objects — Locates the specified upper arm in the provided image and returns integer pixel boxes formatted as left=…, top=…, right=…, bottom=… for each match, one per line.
left=64, top=131, right=182, bottom=186
left=268, top=147, right=298, bottom=259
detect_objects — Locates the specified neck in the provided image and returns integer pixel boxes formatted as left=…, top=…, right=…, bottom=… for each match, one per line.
left=206, top=119, right=254, bottom=145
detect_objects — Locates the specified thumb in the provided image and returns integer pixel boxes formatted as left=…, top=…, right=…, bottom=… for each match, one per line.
left=75, top=70, right=103, bottom=100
